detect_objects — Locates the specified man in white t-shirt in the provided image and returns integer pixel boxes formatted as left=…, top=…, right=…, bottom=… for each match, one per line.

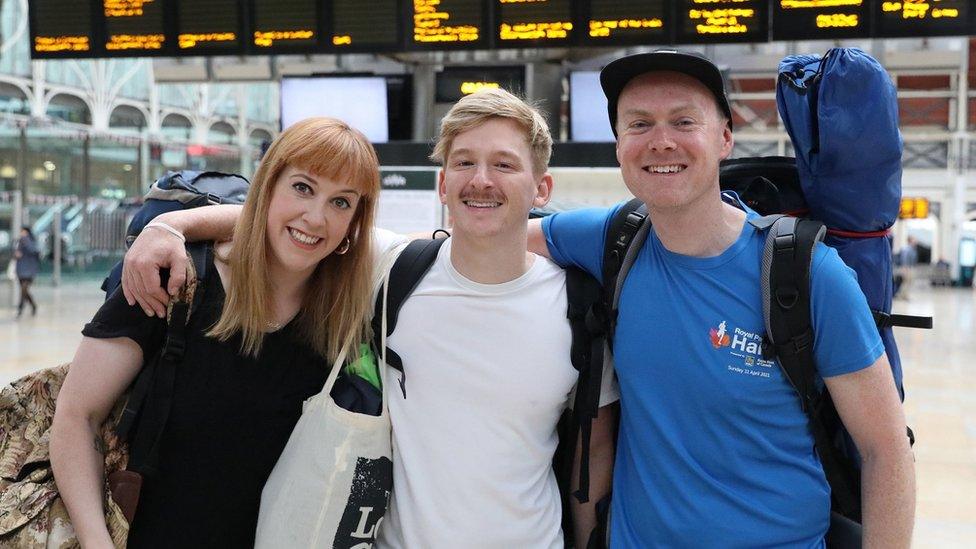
left=118, top=91, right=619, bottom=548
left=376, top=89, right=618, bottom=548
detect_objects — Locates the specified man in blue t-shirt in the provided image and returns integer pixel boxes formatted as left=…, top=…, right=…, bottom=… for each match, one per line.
left=528, top=50, right=915, bottom=547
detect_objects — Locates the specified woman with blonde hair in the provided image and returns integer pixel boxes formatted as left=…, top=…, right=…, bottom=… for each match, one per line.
left=50, top=117, right=386, bottom=548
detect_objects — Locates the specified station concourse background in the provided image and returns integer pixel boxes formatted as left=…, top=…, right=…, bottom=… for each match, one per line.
left=2, top=0, right=976, bottom=546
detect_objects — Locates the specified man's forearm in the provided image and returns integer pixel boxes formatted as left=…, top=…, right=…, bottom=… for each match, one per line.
left=571, top=404, right=617, bottom=548
left=156, top=204, right=242, bottom=242
left=861, top=444, right=916, bottom=549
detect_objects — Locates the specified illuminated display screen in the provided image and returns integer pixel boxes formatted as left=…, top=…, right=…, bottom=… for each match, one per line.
left=331, top=0, right=399, bottom=49
left=176, top=0, right=241, bottom=53
left=27, top=1, right=976, bottom=59
left=252, top=0, right=317, bottom=49
left=411, top=0, right=485, bottom=48
left=675, top=0, right=768, bottom=44
left=30, top=0, right=94, bottom=55
left=103, top=0, right=166, bottom=53
left=875, top=0, right=973, bottom=38
left=497, top=0, right=573, bottom=44
left=435, top=66, right=525, bottom=103
left=584, top=0, right=669, bottom=45
left=773, top=1, right=870, bottom=41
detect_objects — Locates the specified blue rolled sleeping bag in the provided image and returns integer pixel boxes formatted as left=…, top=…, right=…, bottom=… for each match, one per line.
left=776, top=48, right=905, bottom=392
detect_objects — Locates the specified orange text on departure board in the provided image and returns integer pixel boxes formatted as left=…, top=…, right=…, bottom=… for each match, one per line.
left=414, top=0, right=479, bottom=43
left=499, top=21, right=572, bottom=40
left=882, top=2, right=960, bottom=19
left=589, top=18, right=664, bottom=38
left=34, top=36, right=90, bottom=52
left=104, top=0, right=156, bottom=18
left=817, top=13, right=859, bottom=27
left=689, top=9, right=756, bottom=34
left=780, top=0, right=862, bottom=8
left=179, top=33, right=236, bottom=49
left=253, top=30, right=315, bottom=47
left=460, top=81, right=500, bottom=94
left=106, top=34, right=164, bottom=50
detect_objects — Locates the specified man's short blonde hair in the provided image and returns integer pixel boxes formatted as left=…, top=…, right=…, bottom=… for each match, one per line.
left=431, top=87, right=552, bottom=174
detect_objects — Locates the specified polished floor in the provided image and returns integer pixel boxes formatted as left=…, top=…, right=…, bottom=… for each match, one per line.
left=1, top=278, right=973, bottom=547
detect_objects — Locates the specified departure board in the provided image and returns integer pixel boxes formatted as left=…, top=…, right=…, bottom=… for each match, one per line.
left=331, top=0, right=399, bottom=49
left=252, top=0, right=317, bottom=50
left=176, top=0, right=241, bottom=53
left=435, top=66, right=524, bottom=102
left=103, top=0, right=166, bottom=53
left=29, top=0, right=94, bottom=55
left=773, top=1, right=870, bottom=41
left=497, top=0, right=573, bottom=45
left=584, top=0, right=669, bottom=45
left=675, top=0, right=768, bottom=44
left=411, top=0, right=485, bottom=48
left=875, top=0, right=973, bottom=38
left=26, top=1, right=976, bottom=60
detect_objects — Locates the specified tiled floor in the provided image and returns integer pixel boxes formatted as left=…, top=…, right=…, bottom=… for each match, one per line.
left=1, top=278, right=973, bottom=546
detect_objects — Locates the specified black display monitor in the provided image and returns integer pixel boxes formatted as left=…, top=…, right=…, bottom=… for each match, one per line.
left=176, top=0, right=243, bottom=54
left=29, top=0, right=96, bottom=57
left=772, top=0, right=871, bottom=41
left=874, top=0, right=973, bottom=38
left=496, top=0, right=574, bottom=47
left=330, top=0, right=401, bottom=51
left=102, top=0, right=168, bottom=54
left=250, top=0, right=319, bottom=52
left=435, top=66, right=525, bottom=103
left=674, top=0, right=769, bottom=45
left=582, top=0, right=671, bottom=46
left=409, top=0, right=488, bottom=50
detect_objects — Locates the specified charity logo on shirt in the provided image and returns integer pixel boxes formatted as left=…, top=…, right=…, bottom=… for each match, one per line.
left=711, top=321, right=776, bottom=377
left=709, top=321, right=731, bottom=348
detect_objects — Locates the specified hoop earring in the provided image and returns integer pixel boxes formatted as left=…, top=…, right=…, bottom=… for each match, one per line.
left=334, top=237, right=351, bottom=255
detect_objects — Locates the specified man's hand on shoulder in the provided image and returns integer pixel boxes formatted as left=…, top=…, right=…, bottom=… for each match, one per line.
left=121, top=224, right=190, bottom=318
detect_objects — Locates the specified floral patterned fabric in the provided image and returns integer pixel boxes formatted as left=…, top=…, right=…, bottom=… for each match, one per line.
left=0, top=364, right=129, bottom=548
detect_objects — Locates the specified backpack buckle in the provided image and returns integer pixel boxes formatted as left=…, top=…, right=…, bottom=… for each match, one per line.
left=161, top=334, right=186, bottom=362
left=774, top=233, right=795, bottom=253
left=585, top=302, right=609, bottom=337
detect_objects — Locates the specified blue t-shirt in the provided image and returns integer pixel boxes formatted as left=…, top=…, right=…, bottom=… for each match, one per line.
left=543, top=204, right=884, bottom=549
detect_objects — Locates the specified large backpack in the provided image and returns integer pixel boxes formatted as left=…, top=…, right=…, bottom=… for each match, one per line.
left=371, top=237, right=610, bottom=548
left=101, top=170, right=249, bottom=298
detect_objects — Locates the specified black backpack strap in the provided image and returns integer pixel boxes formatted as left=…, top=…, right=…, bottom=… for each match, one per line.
left=601, top=199, right=649, bottom=348
left=372, top=238, right=446, bottom=399
left=565, top=267, right=605, bottom=504
left=759, top=217, right=861, bottom=520
left=564, top=200, right=650, bottom=506
left=118, top=243, right=211, bottom=479
left=873, top=311, right=932, bottom=330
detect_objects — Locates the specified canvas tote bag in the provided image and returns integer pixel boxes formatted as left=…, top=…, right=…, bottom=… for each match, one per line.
left=255, top=273, right=395, bottom=548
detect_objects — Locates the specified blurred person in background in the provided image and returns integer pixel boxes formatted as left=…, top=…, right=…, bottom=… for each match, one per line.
left=14, top=226, right=39, bottom=318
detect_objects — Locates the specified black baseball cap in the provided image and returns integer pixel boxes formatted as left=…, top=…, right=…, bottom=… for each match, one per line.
left=601, top=49, right=733, bottom=136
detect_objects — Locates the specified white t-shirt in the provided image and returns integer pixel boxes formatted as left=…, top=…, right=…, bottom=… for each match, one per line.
left=376, top=238, right=619, bottom=549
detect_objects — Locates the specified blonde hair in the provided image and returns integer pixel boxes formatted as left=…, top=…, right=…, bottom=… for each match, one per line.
left=430, top=87, right=552, bottom=173
left=208, top=117, right=379, bottom=363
